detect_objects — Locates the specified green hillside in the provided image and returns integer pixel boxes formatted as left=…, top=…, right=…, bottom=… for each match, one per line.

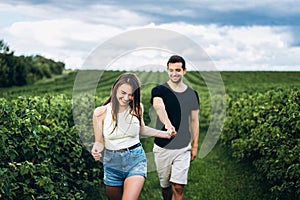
left=1, top=71, right=299, bottom=98
left=1, top=70, right=299, bottom=199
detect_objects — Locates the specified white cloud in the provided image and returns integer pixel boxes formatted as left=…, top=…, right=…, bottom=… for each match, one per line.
left=1, top=18, right=124, bottom=68
left=2, top=20, right=299, bottom=70
left=147, top=23, right=299, bottom=71
left=0, top=2, right=151, bottom=27
left=0, top=1, right=299, bottom=71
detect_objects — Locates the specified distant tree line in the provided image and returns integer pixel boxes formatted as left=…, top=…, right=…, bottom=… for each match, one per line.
left=0, top=39, right=65, bottom=87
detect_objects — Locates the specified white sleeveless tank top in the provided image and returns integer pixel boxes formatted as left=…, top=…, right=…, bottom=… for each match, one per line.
left=103, top=104, right=140, bottom=150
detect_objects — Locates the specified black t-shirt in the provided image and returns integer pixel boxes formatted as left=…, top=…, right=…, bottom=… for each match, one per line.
left=151, top=83, right=200, bottom=149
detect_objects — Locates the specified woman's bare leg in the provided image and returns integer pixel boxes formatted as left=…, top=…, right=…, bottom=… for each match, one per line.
left=122, top=175, right=145, bottom=200
left=106, top=185, right=123, bottom=200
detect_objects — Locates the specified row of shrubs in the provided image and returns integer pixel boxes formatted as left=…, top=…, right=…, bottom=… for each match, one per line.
left=221, top=87, right=300, bottom=199
left=0, top=95, right=105, bottom=199
left=1, top=86, right=299, bottom=199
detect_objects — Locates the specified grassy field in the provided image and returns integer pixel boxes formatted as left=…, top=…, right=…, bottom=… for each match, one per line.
left=1, top=70, right=299, bottom=199
left=140, top=133, right=272, bottom=200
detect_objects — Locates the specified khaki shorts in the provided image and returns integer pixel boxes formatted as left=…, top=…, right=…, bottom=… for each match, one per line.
left=153, top=144, right=191, bottom=188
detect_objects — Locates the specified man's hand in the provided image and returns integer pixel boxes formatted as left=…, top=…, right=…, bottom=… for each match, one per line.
left=190, top=147, right=198, bottom=161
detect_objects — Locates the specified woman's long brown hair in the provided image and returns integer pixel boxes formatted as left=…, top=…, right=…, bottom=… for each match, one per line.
left=103, top=73, right=142, bottom=132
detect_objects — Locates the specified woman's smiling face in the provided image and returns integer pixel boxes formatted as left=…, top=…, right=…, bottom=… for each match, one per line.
left=116, top=83, right=133, bottom=108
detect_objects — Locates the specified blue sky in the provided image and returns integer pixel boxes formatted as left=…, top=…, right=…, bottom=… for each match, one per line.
left=0, top=0, right=300, bottom=71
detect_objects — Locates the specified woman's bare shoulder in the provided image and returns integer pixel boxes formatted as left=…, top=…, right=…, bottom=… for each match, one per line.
left=94, top=106, right=107, bottom=117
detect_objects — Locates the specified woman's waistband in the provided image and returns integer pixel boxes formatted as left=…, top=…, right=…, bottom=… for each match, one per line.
left=105, top=142, right=141, bottom=152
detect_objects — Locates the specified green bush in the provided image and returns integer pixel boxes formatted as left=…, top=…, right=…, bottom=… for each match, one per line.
left=221, top=88, right=300, bottom=199
left=0, top=95, right=105, bottom=199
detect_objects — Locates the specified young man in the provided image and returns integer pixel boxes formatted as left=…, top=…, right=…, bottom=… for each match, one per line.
left=151, top=55, right=200, bottom=200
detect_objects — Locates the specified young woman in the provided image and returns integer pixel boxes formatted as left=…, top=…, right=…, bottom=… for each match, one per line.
left=91, top=73, right=173, bottom=200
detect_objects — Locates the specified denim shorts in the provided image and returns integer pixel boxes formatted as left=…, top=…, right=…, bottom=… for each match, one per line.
left=103, top=144, right=147, bottom=186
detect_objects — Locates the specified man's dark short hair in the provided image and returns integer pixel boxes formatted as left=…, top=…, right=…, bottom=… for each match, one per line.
left=167, top=55, right=186, bottom=70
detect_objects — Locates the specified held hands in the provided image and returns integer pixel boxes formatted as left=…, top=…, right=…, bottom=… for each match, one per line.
left=91, top=142, right=104, bottom=161
left=165, top=124, right=177, bottom=138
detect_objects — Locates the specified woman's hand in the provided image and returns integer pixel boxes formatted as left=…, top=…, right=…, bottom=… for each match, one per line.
left=91, top=142, right=104, bottom=161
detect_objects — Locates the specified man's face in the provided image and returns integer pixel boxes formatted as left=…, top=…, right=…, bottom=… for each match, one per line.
left=167, top=62, right=186, bottom=83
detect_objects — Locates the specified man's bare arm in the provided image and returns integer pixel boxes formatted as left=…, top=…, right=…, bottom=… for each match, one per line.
left=152, top=97, right=175, bottom=132
left=190, top=109, right=199, bottom=161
